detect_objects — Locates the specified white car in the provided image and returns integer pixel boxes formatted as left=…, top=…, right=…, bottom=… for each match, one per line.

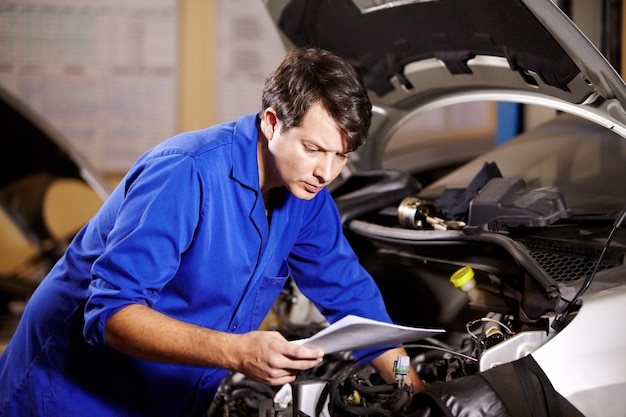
left=207, top=1, right=626, bottom=416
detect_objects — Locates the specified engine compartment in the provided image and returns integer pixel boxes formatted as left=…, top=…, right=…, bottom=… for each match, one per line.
left=207, top=169, right=626, bottom=416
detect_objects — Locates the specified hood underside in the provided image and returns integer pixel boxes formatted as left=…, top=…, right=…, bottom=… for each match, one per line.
left=263, top=0, right=626, bottom=169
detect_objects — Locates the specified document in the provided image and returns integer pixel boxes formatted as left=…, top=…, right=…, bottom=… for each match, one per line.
left=291, top=315, right=445, bottom=354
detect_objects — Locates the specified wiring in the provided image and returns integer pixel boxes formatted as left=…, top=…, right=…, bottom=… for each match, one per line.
left=402, top=343, right=478, bottom=362
left=465, top=317, right=514, bottom=340
left=552, top=205, right=626, bottom=331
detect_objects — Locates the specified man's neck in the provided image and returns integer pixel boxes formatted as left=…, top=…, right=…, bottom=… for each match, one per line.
left=257, top=130, right=278, bottom=211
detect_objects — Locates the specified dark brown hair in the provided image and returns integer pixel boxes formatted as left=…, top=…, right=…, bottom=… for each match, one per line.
left=261, top=47, right=372, bottom=152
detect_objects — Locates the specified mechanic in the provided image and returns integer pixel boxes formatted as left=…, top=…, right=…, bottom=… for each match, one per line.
left=0, top=47, right=421, bottom=416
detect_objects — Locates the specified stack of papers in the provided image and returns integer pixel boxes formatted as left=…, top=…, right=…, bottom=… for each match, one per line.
left=291, top=315, right=445, bottom=354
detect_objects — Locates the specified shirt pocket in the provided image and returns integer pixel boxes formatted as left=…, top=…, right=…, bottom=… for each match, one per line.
left=248, top=262, right=290, bottom=331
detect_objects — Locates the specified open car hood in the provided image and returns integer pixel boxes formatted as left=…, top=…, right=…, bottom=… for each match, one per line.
left=263, top=0, right=626, bottom=171
left=0, top=85, right=109, bottom=197
left=0, top=84, right=110, bottom=241
left=1, top=85, right=109, bottom=296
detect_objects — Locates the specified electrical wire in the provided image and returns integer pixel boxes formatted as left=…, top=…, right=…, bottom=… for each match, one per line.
left=465, top=317, right=514, bottom=340
left=401, top=343, right=478, bottom=362
left=552, top=205, right=626, bottom=331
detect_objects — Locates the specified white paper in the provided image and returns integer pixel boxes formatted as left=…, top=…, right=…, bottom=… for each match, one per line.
left=291, top=315, right=445, bottom=354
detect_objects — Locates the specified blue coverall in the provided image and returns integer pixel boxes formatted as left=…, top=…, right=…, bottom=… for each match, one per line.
left=0, top=113, right=392, bottom=416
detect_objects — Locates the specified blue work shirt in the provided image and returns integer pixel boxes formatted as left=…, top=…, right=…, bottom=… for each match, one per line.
left=0, top=114, right=392, bottom=417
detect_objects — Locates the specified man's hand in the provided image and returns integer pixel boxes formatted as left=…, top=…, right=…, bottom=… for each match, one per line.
left=105, top=305, right=323, bottom=386
left=234, top=331, right=324, bottom=386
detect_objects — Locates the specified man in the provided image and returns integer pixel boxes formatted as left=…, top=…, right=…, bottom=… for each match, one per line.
left=0, top=47, right=421, bottom=416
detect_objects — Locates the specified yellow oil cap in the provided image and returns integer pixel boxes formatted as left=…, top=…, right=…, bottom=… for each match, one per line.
left=450, top=266, right=475, bottom=288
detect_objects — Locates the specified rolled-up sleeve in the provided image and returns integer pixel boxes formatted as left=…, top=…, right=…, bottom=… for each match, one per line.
left=83, top=154, right=202, bottom=347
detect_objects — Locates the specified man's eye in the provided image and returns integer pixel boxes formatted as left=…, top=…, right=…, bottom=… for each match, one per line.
left=304, top=145, right=318, bottom=153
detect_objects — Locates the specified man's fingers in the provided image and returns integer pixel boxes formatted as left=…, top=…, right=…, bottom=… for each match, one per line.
left=284, top=342, right=324, bottom=361
left=238, top=331, right=325, bottom=385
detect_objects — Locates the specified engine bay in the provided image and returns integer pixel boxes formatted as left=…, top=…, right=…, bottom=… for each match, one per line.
left=207, top=168, right=626, bottom=416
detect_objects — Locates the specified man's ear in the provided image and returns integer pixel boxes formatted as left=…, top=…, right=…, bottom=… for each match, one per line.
left=261, top=108, right=278, bottom=141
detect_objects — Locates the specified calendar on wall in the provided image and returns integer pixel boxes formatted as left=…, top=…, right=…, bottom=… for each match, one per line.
left=0, top=0, right=179, bottom=173
left=216, top=0, right=286, bottom=124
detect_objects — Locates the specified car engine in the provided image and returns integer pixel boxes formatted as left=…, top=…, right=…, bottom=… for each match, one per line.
left=207, top=168, right=626, bottom=417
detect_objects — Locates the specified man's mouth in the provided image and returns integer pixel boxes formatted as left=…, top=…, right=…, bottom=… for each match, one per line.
left=304, top=182, right=322, bottom=193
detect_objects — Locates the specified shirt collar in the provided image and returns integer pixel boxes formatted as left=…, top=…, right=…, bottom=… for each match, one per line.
left=231, top=113, right=262, bottom=191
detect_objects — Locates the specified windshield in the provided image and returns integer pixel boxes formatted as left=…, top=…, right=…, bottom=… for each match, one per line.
left=421, top=113, right=626, bottom=215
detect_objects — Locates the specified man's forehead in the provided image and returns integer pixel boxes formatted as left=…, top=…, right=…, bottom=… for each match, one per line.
left=299, top=104, right=350, bottom=153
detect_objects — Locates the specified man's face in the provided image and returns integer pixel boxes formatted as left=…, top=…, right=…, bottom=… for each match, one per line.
left=266, top=102, right=349, bottom=200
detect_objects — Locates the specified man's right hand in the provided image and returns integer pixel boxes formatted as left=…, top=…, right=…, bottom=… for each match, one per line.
left=105, top=305, right=323, bottom=386
left=233, top=330, right=324, bottom=386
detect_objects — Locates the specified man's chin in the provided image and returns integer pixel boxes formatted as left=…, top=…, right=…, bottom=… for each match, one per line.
left=292, top=187, right=319, bottom=200
left=295, top=192, right=317, bottom=200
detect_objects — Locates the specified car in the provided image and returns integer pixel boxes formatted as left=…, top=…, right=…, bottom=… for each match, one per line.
left=0, top=85, right=108, bottom=317
left=206, top=1, right=626, bottom=416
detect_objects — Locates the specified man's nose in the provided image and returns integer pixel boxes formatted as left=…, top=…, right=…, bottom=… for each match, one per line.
left=313, top=155, right=335, bottom=184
